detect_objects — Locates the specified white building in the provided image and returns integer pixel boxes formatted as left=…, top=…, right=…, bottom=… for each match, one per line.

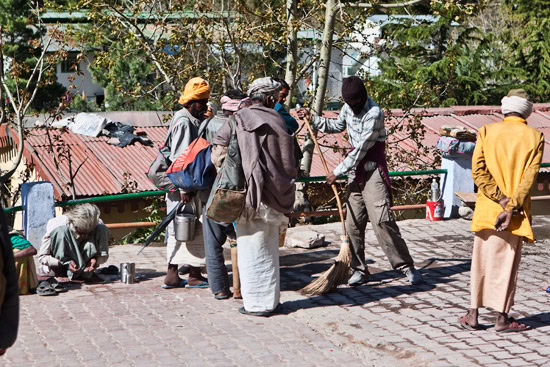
left=55, top=51, right=105, bottom=105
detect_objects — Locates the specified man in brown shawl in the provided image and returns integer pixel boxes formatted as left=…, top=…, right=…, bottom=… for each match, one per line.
left=212, top=77, right=297, bottom=316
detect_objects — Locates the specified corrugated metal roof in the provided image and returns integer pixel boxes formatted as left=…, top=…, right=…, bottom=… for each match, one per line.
left=7, top=104, right=550, bottom=199
left=293, top=103, right=550, bottom=176
left=22, top=127, right=164, bottom=199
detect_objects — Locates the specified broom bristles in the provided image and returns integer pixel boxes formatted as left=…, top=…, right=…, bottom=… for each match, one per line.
left=301, top=236, right=352, bottom=296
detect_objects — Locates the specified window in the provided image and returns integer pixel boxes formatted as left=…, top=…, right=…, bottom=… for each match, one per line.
left=60, top=53, right=79, bottom=73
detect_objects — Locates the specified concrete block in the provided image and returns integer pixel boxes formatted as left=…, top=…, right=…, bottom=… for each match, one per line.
left=22, top=181, right=55, bottom=249
left=285, top=230, right=326, bottom=248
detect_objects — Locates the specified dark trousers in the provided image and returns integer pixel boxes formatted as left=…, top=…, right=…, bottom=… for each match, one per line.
left=202, top=207, right=236, bottom=295
left=346, top=169, right=414, bottom=274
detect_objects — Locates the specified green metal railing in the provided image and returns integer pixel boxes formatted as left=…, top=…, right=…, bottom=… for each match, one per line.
left=297, top=169, right=449, bottom=183
left=3, top=164, right=549, bottom=213
left=56, top=190, right=165, bottom=207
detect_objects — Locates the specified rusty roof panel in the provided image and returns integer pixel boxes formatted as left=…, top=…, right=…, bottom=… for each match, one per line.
left=452, top=114, right=503, bottom=130
left=26, top=128, right=162, bottom=198
left=526, top=111, right=550, bottom=129
left=14, top=104, right=550, bottom=197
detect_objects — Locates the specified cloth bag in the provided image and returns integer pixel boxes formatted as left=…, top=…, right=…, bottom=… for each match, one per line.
left=166, top=137, right=215, bottom=191
left=146, top=133, right=177, bottom=192
left=205, top=118, right=246, bottom=223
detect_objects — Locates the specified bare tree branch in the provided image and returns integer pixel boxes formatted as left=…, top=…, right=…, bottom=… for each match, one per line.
left=339, top=0, right=427, bottom=9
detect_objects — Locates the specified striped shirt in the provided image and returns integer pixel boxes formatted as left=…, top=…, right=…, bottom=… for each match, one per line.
left=312, top=97, right=386, bottom=177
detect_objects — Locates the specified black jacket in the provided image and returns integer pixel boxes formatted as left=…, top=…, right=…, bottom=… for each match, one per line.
left=0, top=205, right=19, bottom=351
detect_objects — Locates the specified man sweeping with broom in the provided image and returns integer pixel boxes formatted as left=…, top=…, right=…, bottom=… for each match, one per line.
left=298, top=76, right=423, bottom=286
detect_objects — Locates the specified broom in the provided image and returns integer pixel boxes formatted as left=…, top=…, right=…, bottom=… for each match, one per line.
left=300, top=116, right=352, bottom=296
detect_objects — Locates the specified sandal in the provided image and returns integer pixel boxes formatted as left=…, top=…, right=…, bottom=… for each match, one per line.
left=96, top=265, right=119, bottom=275
left=238, top=304, right=281, bottom=317
left=214, top=291, right=232, bottom=300
left=186, top=281, right=209, bottom=289
left=47, top=278, right=68, bottom=293
left=36, top=281, right=57, bottom=296
left=496, top=317, right=530, bottom=332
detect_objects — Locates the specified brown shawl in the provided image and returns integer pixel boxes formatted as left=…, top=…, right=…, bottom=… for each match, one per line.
left=213, top=105, right=297, bottom=214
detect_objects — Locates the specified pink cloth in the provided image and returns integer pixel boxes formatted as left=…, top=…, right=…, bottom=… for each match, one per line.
left=220, top=96, right=242, bottom=113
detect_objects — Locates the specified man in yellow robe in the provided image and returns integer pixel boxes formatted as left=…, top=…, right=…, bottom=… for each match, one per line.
left=458, top=89, right=544, bottom=332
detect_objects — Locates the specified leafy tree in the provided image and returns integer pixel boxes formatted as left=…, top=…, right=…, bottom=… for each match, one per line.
left=89, top=43, right=166, bottom=111
left=0, top=1, right=66, bottom=113
left=72, top=0, right=300, bottom=111
left=503, top=0, right=550, bottom=102
left=366, top=1, right=493, bottom=108
left=0, top=1, right=68, bottom=184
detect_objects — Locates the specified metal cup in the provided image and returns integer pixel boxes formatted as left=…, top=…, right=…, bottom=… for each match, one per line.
left=120, top=262, right=136, bottom=284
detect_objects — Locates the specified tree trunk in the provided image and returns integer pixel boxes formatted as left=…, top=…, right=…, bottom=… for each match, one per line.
left=300, top=0, right=337, bottom=176
left=284, top=0, right=298, bottom=109
left=294, top=0, right=337, bottom=215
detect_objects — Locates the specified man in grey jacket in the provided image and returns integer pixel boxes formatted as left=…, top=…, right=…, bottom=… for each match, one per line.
left=212, top=77, right=297, bottom=316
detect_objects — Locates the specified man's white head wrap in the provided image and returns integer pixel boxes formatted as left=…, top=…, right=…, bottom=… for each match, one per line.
left=501, top=89, right=533, bottom=119
left=247, top=77, right=281, bottom=98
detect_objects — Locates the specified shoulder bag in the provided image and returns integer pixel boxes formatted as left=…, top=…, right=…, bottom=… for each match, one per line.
left=147, top=132, right=177, bottom=192
left=205, top=117, right=246, bottom=223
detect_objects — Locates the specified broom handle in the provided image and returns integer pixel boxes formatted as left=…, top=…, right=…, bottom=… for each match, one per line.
left=303, top=116, right=347, bottom=236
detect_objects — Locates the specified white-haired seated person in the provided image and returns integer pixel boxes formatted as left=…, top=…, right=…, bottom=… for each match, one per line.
left=38, top=203, right=109, bottom=282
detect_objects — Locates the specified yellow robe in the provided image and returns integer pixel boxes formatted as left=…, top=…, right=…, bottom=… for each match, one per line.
left=471, top=116, right=545, bottom=242
left=13, top=249, right=38, bottom=295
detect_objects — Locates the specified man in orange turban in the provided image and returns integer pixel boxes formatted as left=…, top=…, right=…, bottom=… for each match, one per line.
left=163, top=77, right=211, bottom=289
left=178, top=77, right=211, bottom=120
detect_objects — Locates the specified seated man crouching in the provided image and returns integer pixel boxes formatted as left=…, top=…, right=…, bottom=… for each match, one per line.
left=38, top=203, right=109, bottom=282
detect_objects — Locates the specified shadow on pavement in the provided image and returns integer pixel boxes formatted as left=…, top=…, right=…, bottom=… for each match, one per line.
left=135, top=268, right=166, bottom=281
left=516, top=312, right=550, bottom=330
left=279, top=259, right=472, bottom=313
left=279, top=249, right=340, bottom=267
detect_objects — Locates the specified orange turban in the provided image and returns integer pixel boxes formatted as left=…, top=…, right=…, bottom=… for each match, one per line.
left=178, top=77, right=211, bottom=105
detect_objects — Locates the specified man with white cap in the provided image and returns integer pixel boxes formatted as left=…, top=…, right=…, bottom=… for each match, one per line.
left=212, top=77, right=297, bottom=316
left=458, top=89, right=544, bottom=332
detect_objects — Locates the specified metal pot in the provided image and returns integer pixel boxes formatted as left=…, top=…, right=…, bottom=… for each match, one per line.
left=174, top=213, right=196, bottom=242
left=120, top=262, right=136, bottom=284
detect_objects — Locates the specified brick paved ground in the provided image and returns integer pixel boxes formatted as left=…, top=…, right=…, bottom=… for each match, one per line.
left=2, top=216, right=550, bottom=366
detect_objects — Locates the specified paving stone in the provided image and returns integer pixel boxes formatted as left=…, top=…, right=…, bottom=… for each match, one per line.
left=3, top=216, right=550, bottom=367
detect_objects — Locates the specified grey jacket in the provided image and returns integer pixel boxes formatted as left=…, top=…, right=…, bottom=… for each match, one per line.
left=198, top=112, right=230, bottom=203
left=165, top=107, right=202, bottom=194
left=166, top=107, right=202, bottom=163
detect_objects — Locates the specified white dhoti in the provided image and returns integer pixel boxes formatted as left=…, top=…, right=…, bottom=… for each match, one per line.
left=166, top=193, right=205, bottom=267
left=236, top=206, right=285, bottom=313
